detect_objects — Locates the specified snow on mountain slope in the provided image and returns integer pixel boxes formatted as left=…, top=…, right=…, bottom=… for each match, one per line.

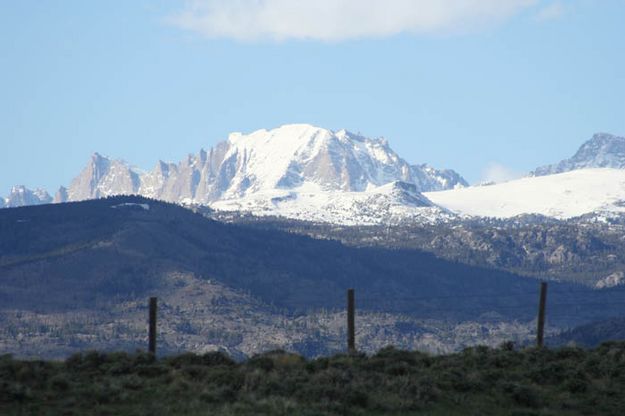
left=201, top=124, right=466, bottom=199
left=212, top=180, right=453, bottom=225
left=425, top=168, right=625, bottom=219
left=46, top=124, right=465, bottom=210
left=2, top=186, right=52, bottom=208
left=7, top=127, right=625, bottom=225
left=27, top=124, right=465, bottom=224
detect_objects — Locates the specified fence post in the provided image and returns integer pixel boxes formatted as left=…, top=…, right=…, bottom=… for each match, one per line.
left=149, top=297, right=157, bottom=355
left=347, top=289, right=355, bottom=354
left=536, top=282, right=548, bottom=348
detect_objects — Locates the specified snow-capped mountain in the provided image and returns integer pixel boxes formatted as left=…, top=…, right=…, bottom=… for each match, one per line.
left=2, top=186, right=52, bottom=208
left=8, top=125, right=625, bottom=225
left=426, top=168, right=625, bottom=219
left=136, top=124, right=466, bottom=203
left=43, top=124, right=467, bottom=222
left=532, top=133, right=625, bottom=176
left=424, top=132, right=625, bottom=221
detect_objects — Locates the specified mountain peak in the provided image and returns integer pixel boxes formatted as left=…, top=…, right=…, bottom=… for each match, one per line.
left=228, top=123, right=327, bottom=144
left=531, top=132, right=625, bottom=176
left=589, top=132, right=623, bottom=141
left=2, top=124, right=468, bottom=224
left=217, top=123, right=466, bottom=197
left=578, top=132, right=625, bottom=155
left=90, top=152, right=111, bottom=165
left=3, top=185, right=52, bottom=208
left=10, top=185, right=28, bottom=194
left=67, top=153, right=140, bottom=201
left=54, top=186, right=68, bottom=203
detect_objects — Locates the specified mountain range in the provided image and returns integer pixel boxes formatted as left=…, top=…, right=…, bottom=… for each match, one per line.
left=4, top=124, right=465, bottom=223
left=2, top=127, right=625, bottom=224
left=4, top=127, right=625, bottom=357
left=2, top=185, right=52, bottom=208
left=2, top=195, right=624, bottom=358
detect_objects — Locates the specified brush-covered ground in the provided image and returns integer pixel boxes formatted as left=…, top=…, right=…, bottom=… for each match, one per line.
left=1, top=343, right=624, bottom=416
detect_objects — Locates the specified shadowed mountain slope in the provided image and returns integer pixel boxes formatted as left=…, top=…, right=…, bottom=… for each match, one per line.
left=1, top=196, right=624, bottom=327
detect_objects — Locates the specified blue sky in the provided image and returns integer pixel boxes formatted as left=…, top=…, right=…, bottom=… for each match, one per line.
left=1, top=0, right=624, bottom=194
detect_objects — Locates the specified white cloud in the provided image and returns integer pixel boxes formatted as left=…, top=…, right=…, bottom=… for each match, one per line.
left=534, top=1, right=564, bottom=21
left=480, top=162, right=523, bottom=184
left=169, top=0, right=539, bottom=42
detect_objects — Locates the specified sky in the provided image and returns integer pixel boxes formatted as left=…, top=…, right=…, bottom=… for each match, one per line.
left=1, top=0, right=624, bottom=195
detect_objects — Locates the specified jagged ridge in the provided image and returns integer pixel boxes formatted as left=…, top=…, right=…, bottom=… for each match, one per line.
left=5, top=124, right=467, bottom=224
left=532, top=132, right=625, bottom=176
left=2, top=186, right=52, bottom=208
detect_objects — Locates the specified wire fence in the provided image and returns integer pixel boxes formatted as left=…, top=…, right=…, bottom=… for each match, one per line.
left=141, top=281, right=625, bottom=354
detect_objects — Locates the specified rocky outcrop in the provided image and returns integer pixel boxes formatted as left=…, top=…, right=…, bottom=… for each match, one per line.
left=532, top=133, right=625, bottom=176
left=3, top=185, right=52, bottom=208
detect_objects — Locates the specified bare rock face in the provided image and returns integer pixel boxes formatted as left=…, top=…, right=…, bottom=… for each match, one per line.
left=62, top=124, right=467, bottom=207
left=412, top=164, right=468, bottom=191
left=2, top=124, right=469, bottom=223
left=532, top=133, right=625, bottom=176
left=3, top=185, right=52, bottom=208
left=139, top=160, right=177, bottom=200
left=66, top=153, right=140, bottom=201
left=199, top=125, right=465, bottom=198
left=53, top=186, right=68, bottom=203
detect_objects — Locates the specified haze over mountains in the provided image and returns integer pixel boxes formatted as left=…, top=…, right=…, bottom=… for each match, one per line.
left=2, top=126, right=625, bottom=224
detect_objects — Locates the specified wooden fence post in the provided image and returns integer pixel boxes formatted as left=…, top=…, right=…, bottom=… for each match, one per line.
left=149, top=297, right=157, bottom=355
left=347, top=289, right=355, bottom=354
left=536, top=282, right=548, bottom=348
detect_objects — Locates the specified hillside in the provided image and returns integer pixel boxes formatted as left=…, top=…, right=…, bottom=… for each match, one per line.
left=549, top=318, right=625, bottom=348
left=2, top=196, right=625, bottom=358
left=234, top=213, right=625, bottom=286
left=0, top=196, right=544, bottom=317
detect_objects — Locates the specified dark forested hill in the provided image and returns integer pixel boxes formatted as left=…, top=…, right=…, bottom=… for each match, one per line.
left=1, top=196, right=625, bottom=358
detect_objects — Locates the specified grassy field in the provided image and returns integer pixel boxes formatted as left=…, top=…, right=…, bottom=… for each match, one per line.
left=1, top=342, right=624, bottom=415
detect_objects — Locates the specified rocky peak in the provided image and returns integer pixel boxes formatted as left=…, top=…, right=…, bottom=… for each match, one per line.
left=571, top=133, right=625, bottom=166
left=4, top=185, right=52, bottom=208
left=67, top=153, right=140, bottom=201
left=221, top=124, right=466, bottom=195
left=532, top=132, right=625, bottom=176
left=2, top=124, right=469, bottom=224
left=54, top=186, right=68, bottom=203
